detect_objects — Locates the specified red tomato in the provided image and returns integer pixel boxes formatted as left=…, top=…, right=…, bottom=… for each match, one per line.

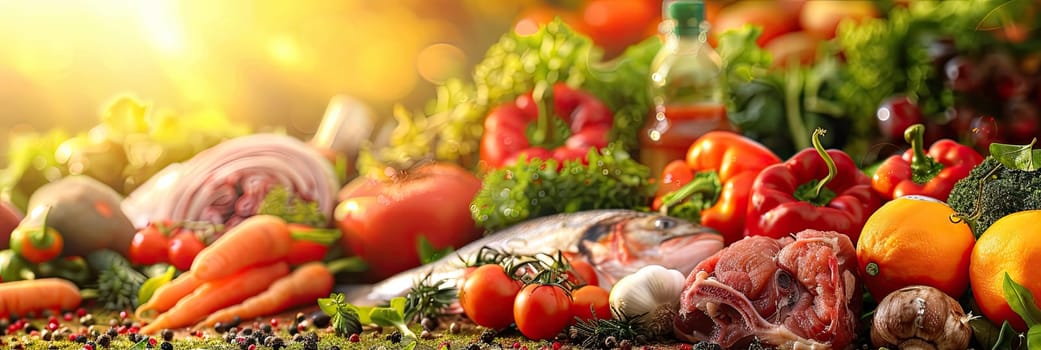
left=581, top=0, right=658, bottom=58
left=799, top=0, right=878, bottom=40
left=711, top=1, right=799, bottom=47
left=335, top=163, right=482, bottom=281
left=285, top=240, right=329, bottom=266
left=459, top=264, right=522, bottom=329
left=567, top=258, right=599, bottom=287
left=514, top=284, right=573, bottom=340
left=0, top=200, right=21, bottom=251
left=129, top=224, right=171, bottom=266
left=167, top=232, right=205, bottom=271
left=570, top=285, right=611, bottom=322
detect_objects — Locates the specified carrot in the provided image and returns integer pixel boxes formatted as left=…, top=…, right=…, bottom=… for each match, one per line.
left=0, top=278, right=81, bottom=318
left=139, top=261, right=290, bottom=334
left=134, top=271, right=201, bottom=321
left=195, top=262, right=334, bottom=328
left=191, top=215, right=292, bottom=282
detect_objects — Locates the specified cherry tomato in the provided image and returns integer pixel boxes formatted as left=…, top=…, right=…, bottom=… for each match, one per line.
left=168, top=231, right=205, bottom=271
left=10, top=226, right=63, bottom=263
left=514, top=284, right=573, bottom=340
left=458, top=264, right=522, bottom=329
left=566, top=258, right=599, bottom=287
left=129, top=223, right=172, bottom=265
left=570, top=285, right=611, bottom=322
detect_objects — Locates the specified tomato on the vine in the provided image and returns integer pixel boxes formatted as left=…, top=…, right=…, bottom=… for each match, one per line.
left=167, top=231, right=205, bottom=271
left=129, top=222, right=173, bottom=265
left=459, top=264, right=522, bottom=329
left=514, top=284, right=573, bottom=340
left=570, top=285, right=611, bottom=322
left=566, top=258, right=599, bottom=287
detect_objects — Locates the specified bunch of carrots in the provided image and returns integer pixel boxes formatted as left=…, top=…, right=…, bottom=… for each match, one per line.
left=135, top=215, right=342, bottom=334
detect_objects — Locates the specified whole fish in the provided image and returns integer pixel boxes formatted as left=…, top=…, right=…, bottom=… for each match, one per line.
left=343, top=209, right=724, bottom=305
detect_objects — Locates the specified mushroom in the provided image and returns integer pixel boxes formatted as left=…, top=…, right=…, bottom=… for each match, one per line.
left=870, top=285, right=973, bottom=350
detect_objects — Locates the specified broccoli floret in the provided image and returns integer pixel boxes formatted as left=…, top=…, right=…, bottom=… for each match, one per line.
left=946, top=157, right=1041, bottom=236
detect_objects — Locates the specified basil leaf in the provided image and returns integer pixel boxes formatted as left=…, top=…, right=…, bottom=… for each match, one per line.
left=417, top=236, right=452, bottom=265
left=317, top=294, right=340, bottom=317
left=136, top=266, right=175, bottom=307
left=1028, top=325, right=1041, bottom=350
left=1004, top=272, right=1041, bottom=326
left=368, top=307, right=403, bottom=327
left=993, top=321, right=1022, bottom=350
left=990, top=140, right=1041, bottom=171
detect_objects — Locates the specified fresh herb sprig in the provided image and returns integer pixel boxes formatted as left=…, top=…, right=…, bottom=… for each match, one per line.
left=403, top=272, right=457, bottom=322
left=470, top=143, right=654, bottom=231
left=568, top=308, right=649, bottom=349
left=317, top=293, right=363, bottom=337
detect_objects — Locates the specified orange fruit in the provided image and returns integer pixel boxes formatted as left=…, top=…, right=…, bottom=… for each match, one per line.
left=857, top=196, right=975, bottom=302
left=970, top=210, right=1041, bottom=331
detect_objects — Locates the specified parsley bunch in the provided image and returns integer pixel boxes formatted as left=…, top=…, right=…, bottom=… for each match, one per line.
left=470, top=144, right=654, bottom=232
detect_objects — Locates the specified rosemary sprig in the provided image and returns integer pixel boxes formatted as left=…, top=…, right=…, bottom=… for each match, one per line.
left=403, top=271, right=457, bottom=322
left=568, top=307, right=649, bottom=349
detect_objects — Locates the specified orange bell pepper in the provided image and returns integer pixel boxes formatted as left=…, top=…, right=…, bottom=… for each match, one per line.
left=652, top=131, right=781, bottom=245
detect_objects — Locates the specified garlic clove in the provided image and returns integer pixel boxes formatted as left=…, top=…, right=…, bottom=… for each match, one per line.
left=609, top=265, right=687, bottom=338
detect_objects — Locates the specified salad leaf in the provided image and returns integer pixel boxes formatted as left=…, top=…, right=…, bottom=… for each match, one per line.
left=360, top=19, right=658, bottom=175
left=317, top=293, right=363, bottom=337
left=137, top=266, right=176, bottom=307
left=368, top=297, right=418, bottom=341
left=990, top=140, right=1041, bottom=171
left=471, top=143, right=654, bottom=231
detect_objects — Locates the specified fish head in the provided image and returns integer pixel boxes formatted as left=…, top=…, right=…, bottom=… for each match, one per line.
left=579, top=214, right=723, bottom=283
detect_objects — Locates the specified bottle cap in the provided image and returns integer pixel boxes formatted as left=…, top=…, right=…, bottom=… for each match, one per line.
left=665, top=0, right=704, bottom=37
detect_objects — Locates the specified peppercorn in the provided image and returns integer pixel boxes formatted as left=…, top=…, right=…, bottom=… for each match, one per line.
left=480, top=329, right=496, bottom=344
left=223, top=332, right=236, bottom=344
left=47, top=345, right=58, bottom=350
left=449, top=322, right=461, bottom=334
left=349, top=333, right=360, bottom=343
left=160, top=342, right=173, bottom=350
left=95, top=334, right=111, bottom=348
left=301, top=340, right=318, bottom=350
left=465, top=344, right=480, bottom=350
left=79, top=314, right=95, bottom=326
left=160, top=329, right=173, bottom=342
left=287, top=324, right=298, bottom=336
left=421, top=330, right=434, bottom=339
left=386, top=330, right=403, bottom=344
left=75, top=334, right=87, bottom=343
left=291, top=333, right=304, bottom=343
left=421, top=317, right=438, bottom=331
left=86, top=341, right=97, bottom=349
left=238, top=328, right=253, bottom=337
left=105, top=328, right=117, bottom=339
left=310, top=313, right=330, bottom=329
left=213, top=323, right=227, bottom=334
left=329, top=346, right=341, bottom=350
left=260, top=324, right=272, bottom=335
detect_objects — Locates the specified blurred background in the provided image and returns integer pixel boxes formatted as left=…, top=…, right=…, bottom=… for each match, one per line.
left=0, top=0, right=522, bottom=151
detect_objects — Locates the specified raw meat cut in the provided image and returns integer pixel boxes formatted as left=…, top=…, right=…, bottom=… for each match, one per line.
left=673, top=230, right=860, bottom=349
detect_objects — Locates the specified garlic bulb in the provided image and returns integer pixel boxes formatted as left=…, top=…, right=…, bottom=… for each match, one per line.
left=871, top=285, right=972, bottom=350
left=609, top=265, right=687, bottom=338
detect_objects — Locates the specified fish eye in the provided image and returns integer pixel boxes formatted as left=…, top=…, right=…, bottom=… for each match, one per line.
left=653, top=217, right=677, bottom=230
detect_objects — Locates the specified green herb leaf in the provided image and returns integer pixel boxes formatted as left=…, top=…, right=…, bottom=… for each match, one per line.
left=990, top=140, right=1041, bottom=171
left=994, top=321, right=1022, bottom=350
left=316, top=293, right=363, bottom=336
left=257, top=185, right=327, bottom=226
left=417, top=236, right=452, bottom=265
left=1005, top=272, right=1041, bottom=326
left=137, top=266, right=176, bottom=307
left=367, top=297, right=417, bottom=340
left=1028, top=325, right=1041, bottom=350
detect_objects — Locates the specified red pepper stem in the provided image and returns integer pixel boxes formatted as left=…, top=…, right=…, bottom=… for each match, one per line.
left=811, top=128, right=836, bottom=198
left=290, top=227, right=342, bottom=246
left=531, top=82, right=553, bottom=147
left=658, top=171, right=722, bottom=215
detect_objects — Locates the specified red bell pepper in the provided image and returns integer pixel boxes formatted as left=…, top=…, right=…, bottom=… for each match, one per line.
left=746, top=129, right=884, bottom=242
left=872, top=124, right=983, bottom=201
left=652, top=131, right=781, bottom=245
left=480, top=83, right=613, bottom=168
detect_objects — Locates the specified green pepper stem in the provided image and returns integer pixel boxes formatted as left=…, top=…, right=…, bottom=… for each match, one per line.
left=811, top=128, right=836, bottom=198
left=531, top=82, right=553, bottom=147
left=290, top=227, right=342, bottom=246
left=658, top=171, right=723, bottom=215
left=904, top=124, right=943, bottom=184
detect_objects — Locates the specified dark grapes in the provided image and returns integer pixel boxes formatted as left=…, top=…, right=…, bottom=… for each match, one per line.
left=877, top=95, right=924, bottom=140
